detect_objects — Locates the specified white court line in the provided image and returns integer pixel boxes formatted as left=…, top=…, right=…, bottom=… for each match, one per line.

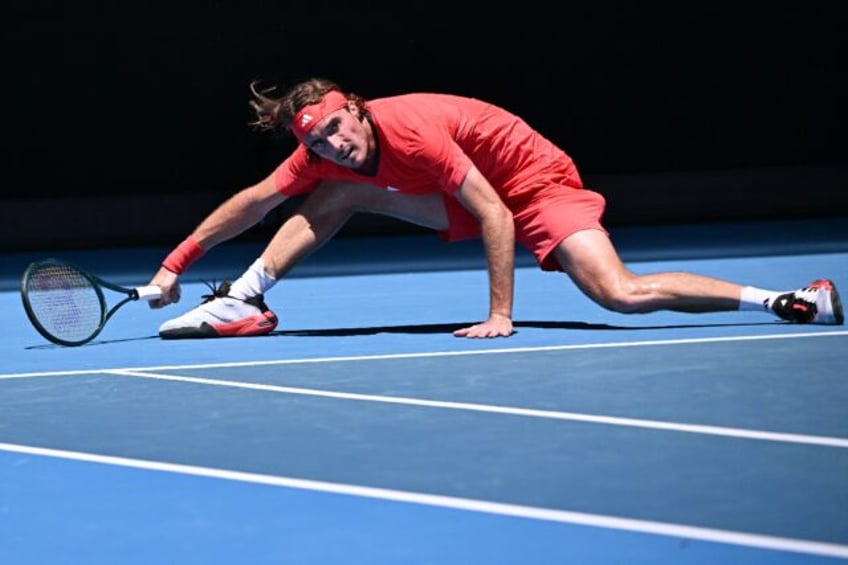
left=2, top=441, right=846, bottom=559
left=2, top=329, right=847, bottom=379
left=104, top=369, right=848, bottom=448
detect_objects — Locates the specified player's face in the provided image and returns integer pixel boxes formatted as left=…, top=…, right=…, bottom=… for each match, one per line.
left=304, top=104, right=374, bottom=170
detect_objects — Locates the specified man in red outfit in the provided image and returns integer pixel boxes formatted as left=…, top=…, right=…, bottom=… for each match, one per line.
left=149, top=78, right=843, bottom=339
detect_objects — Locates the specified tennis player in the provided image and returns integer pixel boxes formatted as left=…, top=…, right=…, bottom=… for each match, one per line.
left=148, top=78, right=843, bottom=338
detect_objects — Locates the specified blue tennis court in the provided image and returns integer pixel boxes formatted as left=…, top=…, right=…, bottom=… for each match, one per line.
left=1, top=219, right=847, bottom=564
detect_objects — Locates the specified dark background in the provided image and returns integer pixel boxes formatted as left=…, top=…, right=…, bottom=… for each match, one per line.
left=5, top=2, right=847, bottom=252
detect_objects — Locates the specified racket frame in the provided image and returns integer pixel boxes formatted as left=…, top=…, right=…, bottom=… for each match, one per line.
left=20, top=258, right=158, bottom=346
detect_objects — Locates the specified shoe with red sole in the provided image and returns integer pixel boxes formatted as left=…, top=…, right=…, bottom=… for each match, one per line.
left=771, top=279, right=844, bottom=325
left=159, top=281, right=278, bottom=339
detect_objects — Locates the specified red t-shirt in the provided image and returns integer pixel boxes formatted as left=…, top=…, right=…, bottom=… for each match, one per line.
left=272, top=93, right=581, bottom=207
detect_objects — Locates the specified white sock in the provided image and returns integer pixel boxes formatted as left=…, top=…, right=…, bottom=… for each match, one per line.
left=228, top=258, right=278, bottom=300
left=739, top=286, right=784, bottom=312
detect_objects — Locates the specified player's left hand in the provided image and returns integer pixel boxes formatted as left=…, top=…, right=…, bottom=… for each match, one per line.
left=453, top=314, right=514, bottom=338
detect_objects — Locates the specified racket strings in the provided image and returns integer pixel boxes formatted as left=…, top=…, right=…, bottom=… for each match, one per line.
left=25, top=263, right=103, bottom=342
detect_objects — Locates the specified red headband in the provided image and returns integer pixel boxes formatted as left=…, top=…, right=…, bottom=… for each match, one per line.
left=291, top=90, right=349, bottom=142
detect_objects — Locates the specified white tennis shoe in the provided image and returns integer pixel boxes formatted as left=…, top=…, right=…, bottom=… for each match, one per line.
left=159, top=281, right=278, bottom=339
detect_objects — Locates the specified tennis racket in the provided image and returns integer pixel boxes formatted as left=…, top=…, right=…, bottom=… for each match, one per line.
left=20, top=258, right=162, bottom=346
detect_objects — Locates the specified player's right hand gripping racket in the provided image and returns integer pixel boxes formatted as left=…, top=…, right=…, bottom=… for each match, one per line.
left=20, top=258, right=162, bottom=346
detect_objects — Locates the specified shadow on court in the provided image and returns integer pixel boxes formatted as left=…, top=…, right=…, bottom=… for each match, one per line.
left=22, top=320, right=784, bottom=349
left=24, top=336, right=161, bottom=351
left=272, top=320, right=779, bottom=337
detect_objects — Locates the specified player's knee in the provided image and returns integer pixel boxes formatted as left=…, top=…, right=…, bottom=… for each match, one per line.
left=312, top=180, right=352, bottom=203
left=315, top=180, right=392, bottom=212
left=596, top=294, right=641, bottom=314
left=310, top=181, right=368, bottom=213
left=591, top=281, right=646, bottom=314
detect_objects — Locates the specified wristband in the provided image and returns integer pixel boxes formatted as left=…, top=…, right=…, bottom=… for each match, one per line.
left=162, top=236, right=204, bottom=275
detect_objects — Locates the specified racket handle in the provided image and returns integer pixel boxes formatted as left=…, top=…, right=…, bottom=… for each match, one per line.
left=135, top=285, right=163, bottom=301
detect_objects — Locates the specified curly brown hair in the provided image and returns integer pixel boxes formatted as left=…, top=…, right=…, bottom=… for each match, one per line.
left=248, top=77, right=368, bottom=134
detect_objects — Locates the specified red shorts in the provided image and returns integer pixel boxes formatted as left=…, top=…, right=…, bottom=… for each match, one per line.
left=439, top=184, right=607, bottom=272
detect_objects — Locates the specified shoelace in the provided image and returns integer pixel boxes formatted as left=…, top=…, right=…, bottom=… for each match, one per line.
left=199, top=280, right=230, bottom=304
left=197, top=279, right=270, bottom=313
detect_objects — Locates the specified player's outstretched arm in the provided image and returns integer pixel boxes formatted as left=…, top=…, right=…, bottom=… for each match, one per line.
left=148, top=174, right=288, bottom=309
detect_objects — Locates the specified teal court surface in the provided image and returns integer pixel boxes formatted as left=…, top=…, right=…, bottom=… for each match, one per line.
left=1, top=217, right=847, bottom=564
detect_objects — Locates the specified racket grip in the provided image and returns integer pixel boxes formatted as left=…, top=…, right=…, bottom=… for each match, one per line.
left=135, top=285, right=163, bottom=301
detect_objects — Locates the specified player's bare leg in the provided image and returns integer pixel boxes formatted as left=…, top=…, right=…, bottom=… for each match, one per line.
left=552, top=229, right=843, bottom=324
left=552, top=229, right=743, bottom=314
left=261, top=181, right=448, bottom=278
